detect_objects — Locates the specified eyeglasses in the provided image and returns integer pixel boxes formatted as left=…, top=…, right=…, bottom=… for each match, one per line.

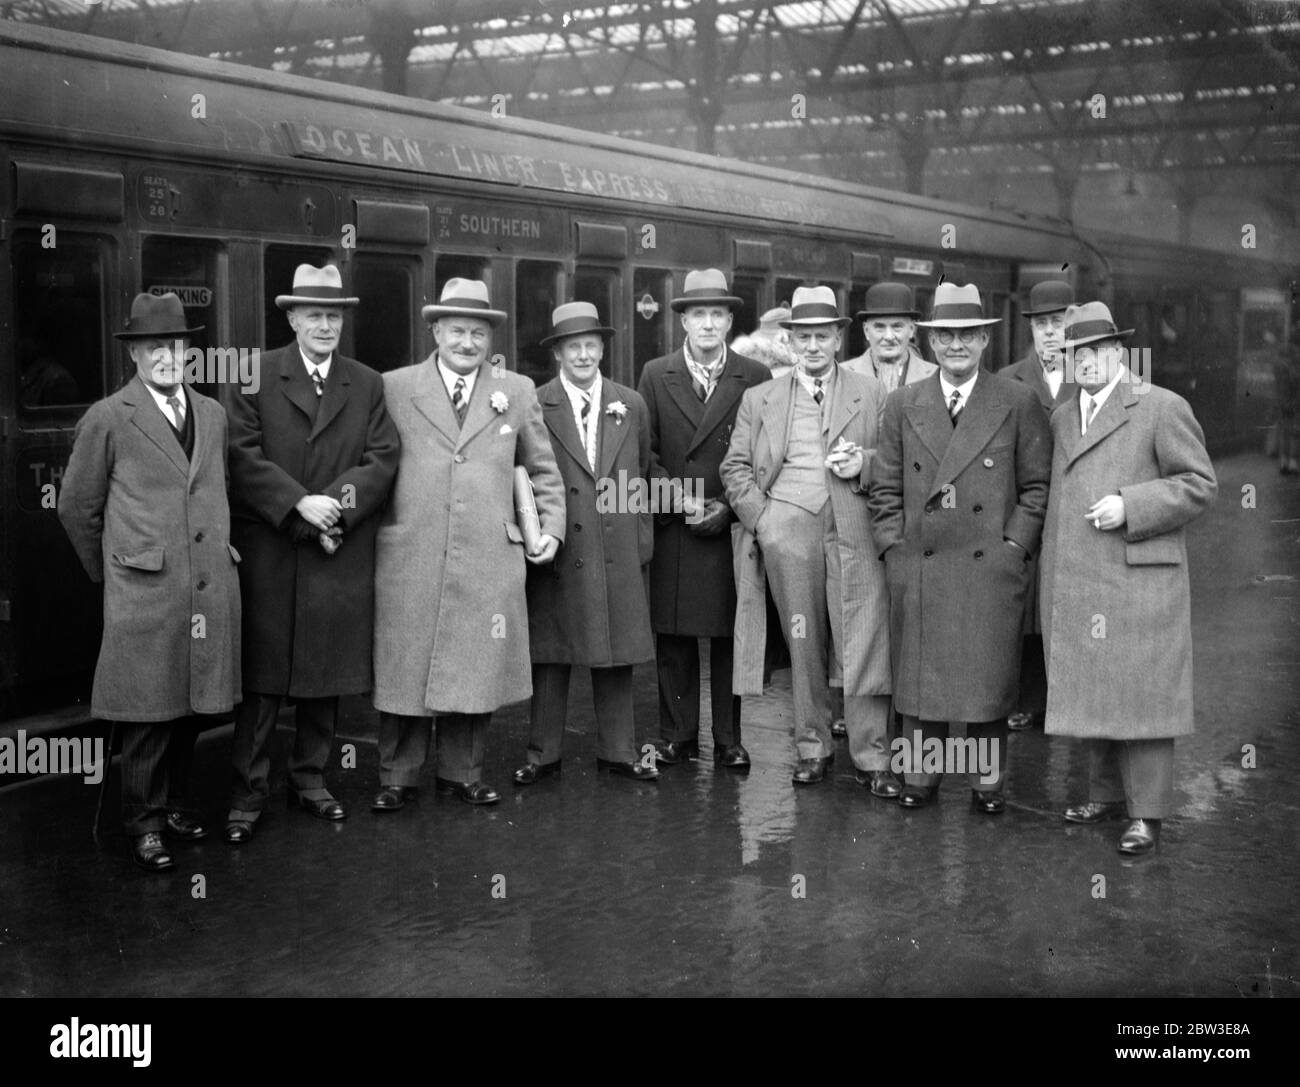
left=931, top=329, right=983, bottom=345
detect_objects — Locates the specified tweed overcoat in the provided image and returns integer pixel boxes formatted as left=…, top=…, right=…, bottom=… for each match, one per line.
left=224, top=345, right=400, bottom=697
left=372, top=357, right=565, bottom=716
left=1041, top=376, right=1216, bottom=740
left=721, top=366, right=891, bottom=697
left=527, top=377, right=654, bottom=666
left=58, top=377, right=241, bottom=721
left=867, top=370, right=1052, bottom=722
left=637, top=346, right=770, bottom=636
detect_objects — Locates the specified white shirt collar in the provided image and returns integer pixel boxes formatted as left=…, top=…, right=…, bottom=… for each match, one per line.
left=141, top=379, right=187, bottom=421
left=299, top=348, right=332, bottom=380
left=939, top=369, right=978, bottom=404
left=436, top=356, right=478, bottom=400
left=1080, top=368, right=1125, bottom=426
left=559, top=370, right=601, bottom=410
left=795, top=363, right=834, bottom=401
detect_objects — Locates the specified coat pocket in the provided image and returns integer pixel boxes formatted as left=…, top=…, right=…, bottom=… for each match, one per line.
left=1124, top=536, right=1184, bottom=566
left=111, top=547, right=164, bottom=572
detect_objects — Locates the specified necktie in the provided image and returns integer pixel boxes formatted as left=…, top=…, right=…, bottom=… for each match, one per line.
left=310, top=367, right=325, bottom=397
left=452, top=377, right=467, bottom=423
left=692, top=376, right=708, bottom=402
left=165, top=395, right=183, bottom=431
left=1083, top=394, right=1099, bottom=435
left=813, top=378, right=824, bottom=406
left=948, top=389, right=962, bottom=425
left=580, top=393, right=595, bottom=470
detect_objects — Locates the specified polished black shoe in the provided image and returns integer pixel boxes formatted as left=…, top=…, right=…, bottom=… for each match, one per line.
left=436, top=778, right=501, bottom=805
left=856, top=769, right=901, bottom=799
left=972, top=789, right=1006, bottom=814
left=713, top=743, right=751, bottom=770
left=289, top=792, right=347, bottom=820
left=654, top=739, right=699, bottom=765
left=513, top=761, right=562, bottom=786
left=596, top=758, right=660, bottom=782
left=898, top=784, right=937, bottom=808
left=1063, top=800, right=1127, bottom=824
left=830, top=718, right=848, bottom=739
left=791, top=754, right=833, bottom=785
left=132, top=832, right=174, bottom=872
left=164, top=809, right=209, bottom=841
left=370, top=785, right=417, bottom=812
left=223, top=809, right=260, bottom=843
left=1007, top=711, right=1043, bottom=731
left=1118, top=818, right=1160, bottom=855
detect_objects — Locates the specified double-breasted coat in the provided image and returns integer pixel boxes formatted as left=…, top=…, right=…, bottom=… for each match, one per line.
left=372, top=357, right=565, bottom=717
left=59, top=377, right=241, bottom=721
left=636, top=347, right=770, bottom=636
left=1041, top=376, right=1216, bottom=740
left=527, top=377, right=654, bottom=666
left=722, top=366, right=891, bottom=697
left=1002, top=348, right=1077, bottom=635
left=224, top=345, right=400, bottom=697
left=867, top=371, right=1052, bottom=722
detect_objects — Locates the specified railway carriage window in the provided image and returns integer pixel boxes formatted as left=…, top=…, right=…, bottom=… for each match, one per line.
left=516, top=259, right=562, bottom=384
left=731, top=275, right=764, bottom=352
left=351, top=257, right=415, bottom=373
left=632, top=267, right=671, bottom=386
left=264, top=244, right=334, bottom=350
left=845, top=283, right=877, bottom=360
left=141, top=237, right=219, bottom=395
left=774, top=277, right=806, bottom=311
left=574, top=267, right=620, bottom=382
left=434, top=255, right=486, bottom=297
left=13, top=232, right=106, bottom=412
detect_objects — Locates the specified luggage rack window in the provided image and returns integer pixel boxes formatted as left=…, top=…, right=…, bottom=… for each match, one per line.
left=516, top=259, right=562, bottom=386
left=141, top=235, right=223, bottom=397
left=263, top=244, right=335, bottom=351
left=352, top=255, right=416, bottom=373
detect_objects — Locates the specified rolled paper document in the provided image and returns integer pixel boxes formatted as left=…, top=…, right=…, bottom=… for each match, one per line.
left=514, top=465, right=543, bottom=553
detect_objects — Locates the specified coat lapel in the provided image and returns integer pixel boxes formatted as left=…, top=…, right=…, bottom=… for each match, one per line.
left=596, top=381, right=631, bottom=479
left=663, top=351, right=706, bottom=431
left=410, top=354, right=463, bottom=445
left=539, top=378, right=593, bottom=476
left=125, top=377, right=188, bottom=477
left=904, top=374, right=952, bottom=468
left=455, top=362, right=504, bottom=450
left=186, top=388, right=207, bottom=483
left=687, top=352, right=746, bottom=457
left=277, top=348, right=319, bottom=426
left=931, top=372, right=1012, bottom=498
left=309, top=357, right=352, bottom=441
left=1066, top=372, right=1137, bottom=467
left=824, top=366, right=863, bottom=446
left=756, top=372, right=796, bottom=492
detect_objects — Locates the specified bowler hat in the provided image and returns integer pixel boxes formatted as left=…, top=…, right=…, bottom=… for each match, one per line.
left=1063, top=302, right=1133, bottom=348
left=114, top=292, right=204, bottom=340
left=1022, top=280, right=1075, bottom=317
left=274, top=264, right=359, bottom=309
left=779, top=285, right=850, bottom=329
left=540, top=301, right=616, bottom=348
left=670, top=268, right=743, bottom=312
left=854, top=282, right=920, bottom=321
left=421, top=278, right=507, bottom=327
left=916, top=283, right=1000, bottom=328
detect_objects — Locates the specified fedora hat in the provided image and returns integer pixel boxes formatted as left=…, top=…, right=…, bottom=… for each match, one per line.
left=1063, top=302, right=1133, bottom=348
left=916, top=282, right=1001, bottom=328
left=854, top=282, right=920, bottom=321
left=274, top=264, right=359, bottom=310
left=540, top=301, right=616, bottom=348
left=779, top=285, right=850, bottom=329
left=114, top=292, right=204, bottom=340
left=670, top=268, right=743, bottom=312
left=757, top=305, right=790, bottom=332
left=1022, top=280, right=1075, bottom=317
left=421, top=278, right=507, bottom=327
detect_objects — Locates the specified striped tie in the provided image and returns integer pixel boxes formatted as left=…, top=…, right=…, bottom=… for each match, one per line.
left=165, top=395, right=183, bottom=430
left=580, top=392, right=595, bottom=470
left=452, top=377, right=467, bottom=423
left=310, top=367, right=324, bottom=397
left=1083, top=394, right=1100, bottom=435
left=948, top=389, right=962, bottom=426
left=813, top=378, right=824, bottom=405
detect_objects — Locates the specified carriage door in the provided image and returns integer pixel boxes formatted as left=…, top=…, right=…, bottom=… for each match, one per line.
left=574, top=220, right=627, bottom=383
left=632, top=266, right=672, bottom=387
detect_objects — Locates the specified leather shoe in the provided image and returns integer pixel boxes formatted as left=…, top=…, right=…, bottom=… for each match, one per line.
left=971, top=789, right=1006, bottom=814
left=830, top=718, right=848, bottom=739
left=164, top=809, right=209, bottom=840
left=596, top=758, right=659, bottom=782
left=289, top=792, right=347, bottom=820
left=371, top=785, right=417, bottom=812
left=513, top=761, right=562, bottom=786
left=856, top=769, right=901, bottom=799
left=1118, top=818, right=1160, bottom=854
left=792, top=754, right=833, bottom=785
left=1063, top=800, right=1127, bottom=824
left=224, top=809, right=260, bottom=843
left=132, top=832, right=174, bottom=872
left=713, top=743, right=751, bottom=770
left=1007, top=711, right=1043, bottom=731
left=435, top=778, right=501, bottom=805
left=654, top=739, right=699, bottom=765
left=898, top=784, right=937, bottom=808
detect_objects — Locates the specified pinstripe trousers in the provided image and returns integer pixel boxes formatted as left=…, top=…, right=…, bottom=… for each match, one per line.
left=119, top=717, right=200, bottom=836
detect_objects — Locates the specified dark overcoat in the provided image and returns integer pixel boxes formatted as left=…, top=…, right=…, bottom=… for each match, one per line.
left=721, top=366, right=892, bottom=697
left=637, top=347, right=770, bottom=636
left=224, top=345, right=400, bottom=697
left=372, top=357, right=565, bottom=716
left=867, top=371, right=1052, bottom=722
left=527, top=378, right=654, bottom=666
left=1041, top=376, right=1216, bottom=740
left=59, top=377, right=241, bottom=721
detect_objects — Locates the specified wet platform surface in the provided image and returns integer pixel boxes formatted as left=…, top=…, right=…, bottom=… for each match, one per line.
left=2, top=450, right=1297, bottom=998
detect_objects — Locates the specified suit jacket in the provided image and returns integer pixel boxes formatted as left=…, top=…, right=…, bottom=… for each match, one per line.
left=867, top=370, right=1052, bottom=721
left=224, top=345, right=399, bottom=697
left=527, top=377, right=654, bottom=666
left=372, top=356, right=565, bottom=716
left=637, top=346, right=770, bottom=636
left=841, top=347, right=937, bottom=396
left=721, top=366, right=891, bottom=697
left=1041, top=374, right=1216, bottom=739
left=58, top=377, right=241, bottom=721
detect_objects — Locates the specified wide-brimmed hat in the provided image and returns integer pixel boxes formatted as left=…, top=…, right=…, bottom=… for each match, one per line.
left=916, top=282, right=1001, bottom=328
left=114, top=292, right=205, bottom=340
left=1022, top=280, right=1075, bottom=317
left=421, top=278, right=507, bottom=327
left=671, top=268, right=743, bottom=312
left=1063, top=302, right=1134, bottom=348
left=779, top=285, right=850, bottom=329
left=540, top=301, right=616, bottom=348
left=274, top=264, right=359, bottom=310
left=854, top=282, right=920, bottom=321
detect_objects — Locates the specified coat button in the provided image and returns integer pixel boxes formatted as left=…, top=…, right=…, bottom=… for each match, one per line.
left=974, top=551, right=984, bottom=560
left=983, top=458, right=994, bottom=468
left=913, top=462, right=922, bottom=471
left=570, top=486, right=579, bottom=495
left=197, top=580, right=207, bottom=590
left=194, top=531, right=204, bottom=542
left=574, top=524, right=582, bottom=532
left=575, top=559, right=584, bottom=568
left=454, top=454, right=466, bottom=463
left=973, top=504, right=983, bottom=514
left=923, top=549, right=934, bottom=558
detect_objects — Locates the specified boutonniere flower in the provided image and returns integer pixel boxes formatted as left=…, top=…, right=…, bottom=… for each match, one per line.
left=606, top=400, right=628, bottom=424
left=490, top=390, right=509, bottom=414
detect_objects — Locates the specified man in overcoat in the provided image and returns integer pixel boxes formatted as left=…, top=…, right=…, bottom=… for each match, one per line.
left=371, top=279, right=564, bottom=810
left=842, top=281, right=937, bottom=396
left=637, top=269, right=770, bottom=770
left=222, top=264, right=399, bottom=841
left=59, top=292, right=241, bottom=870
left=1001, top=279, right=1077, bottom=732
left=514, top=302, right=658, bottom=785
left=722, top=286, right=896, bottom=792
left=1042, top=302, right=1216, bottom=854
left=867, top=283, right=1051, bottom=812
